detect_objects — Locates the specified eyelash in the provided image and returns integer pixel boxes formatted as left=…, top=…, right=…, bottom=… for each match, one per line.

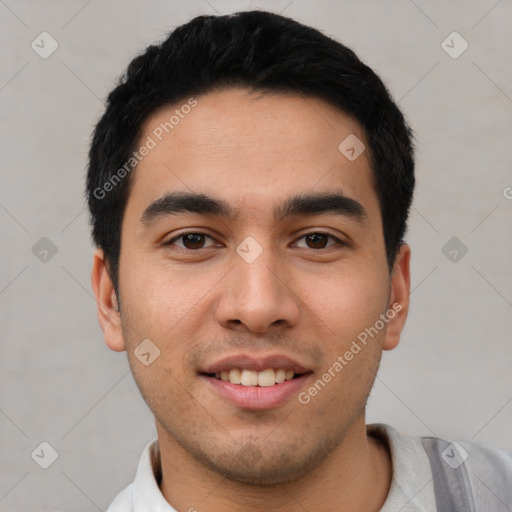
left=166, top=231, right=344, bottom=251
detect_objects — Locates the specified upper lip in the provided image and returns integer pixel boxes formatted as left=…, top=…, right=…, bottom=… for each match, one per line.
left=200, top=354, right=312, bottom=375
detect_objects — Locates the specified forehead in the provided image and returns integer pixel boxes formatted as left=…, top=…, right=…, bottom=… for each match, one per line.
left=126, top=88, right=378, bottom=222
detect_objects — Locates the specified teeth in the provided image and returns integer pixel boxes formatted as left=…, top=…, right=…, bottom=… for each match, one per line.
left=275, top=369, right=286, bottom=383
left=240, top=370, right=258, bottom=386
left=258, top=369, right=275, bottom=387
left=214, top=368, right=297, bottom=386
left=228, top=368, right=241, bottom=384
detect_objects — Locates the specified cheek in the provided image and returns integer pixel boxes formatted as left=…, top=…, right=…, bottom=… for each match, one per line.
left=118, top=267, right=197, bottom=412
left=119, top=256, right=202, bottom=339
left=118, top=257, right=219, bottom=392
left=299, top=265, right=389, bottom=346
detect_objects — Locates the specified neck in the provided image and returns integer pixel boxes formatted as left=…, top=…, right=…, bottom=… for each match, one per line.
left=156, top=416, right=392, bottom=512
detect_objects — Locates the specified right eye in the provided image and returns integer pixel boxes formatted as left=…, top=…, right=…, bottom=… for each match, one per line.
left=166, top=232, right=221, bottom=250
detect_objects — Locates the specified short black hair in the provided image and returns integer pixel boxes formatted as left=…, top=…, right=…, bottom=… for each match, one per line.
left=86, top=10, right=415, bottom=292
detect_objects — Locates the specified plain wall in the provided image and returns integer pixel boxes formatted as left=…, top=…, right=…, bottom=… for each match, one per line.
left=1, top=0, right=511, bottom=510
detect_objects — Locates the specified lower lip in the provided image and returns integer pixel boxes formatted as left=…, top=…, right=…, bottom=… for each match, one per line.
left=201, top=374, right=312, bottom=410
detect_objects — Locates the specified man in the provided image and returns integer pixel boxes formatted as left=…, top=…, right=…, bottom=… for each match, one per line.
left=87, top=10, right=512, bottom=511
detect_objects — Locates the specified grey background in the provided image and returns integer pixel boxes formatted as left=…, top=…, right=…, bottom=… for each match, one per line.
left=1, top=0, right=511, bottom=510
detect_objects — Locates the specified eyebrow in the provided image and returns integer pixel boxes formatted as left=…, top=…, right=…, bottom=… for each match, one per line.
left=141, top=191, right=367, bottom=226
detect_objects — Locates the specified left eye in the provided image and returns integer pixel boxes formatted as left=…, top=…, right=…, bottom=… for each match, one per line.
left=168, top=233, right=219, bottom=250
left=294, top=233, right=341, bottom=249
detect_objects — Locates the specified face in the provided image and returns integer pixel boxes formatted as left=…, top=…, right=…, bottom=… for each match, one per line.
left=93, top=88, right=410, bottom=485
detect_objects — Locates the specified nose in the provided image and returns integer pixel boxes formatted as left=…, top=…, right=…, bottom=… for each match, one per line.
left=215, top=247, right=301, bottom=334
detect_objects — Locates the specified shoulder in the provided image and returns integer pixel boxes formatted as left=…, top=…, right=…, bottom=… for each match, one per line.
left=375, top=423, right=512, bottom=510
left=423, top=435, right=512, bottom=510
left=421, top=433, right=512, bottom=477
left=106, top=483, right=134, bottom=511
left=453, top=438, right=512, bottom=507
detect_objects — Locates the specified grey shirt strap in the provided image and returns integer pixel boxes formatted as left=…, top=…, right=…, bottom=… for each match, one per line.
left=421, top=437, right=475, bottom=512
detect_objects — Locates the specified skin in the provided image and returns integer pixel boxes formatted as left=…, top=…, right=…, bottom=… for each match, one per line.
left=92, top=88, right=410, bottom=511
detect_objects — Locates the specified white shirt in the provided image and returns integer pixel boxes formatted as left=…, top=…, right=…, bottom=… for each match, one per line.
left=116, top=423, right=512, bottom=512
left=107, top=423, right=441, bottom=511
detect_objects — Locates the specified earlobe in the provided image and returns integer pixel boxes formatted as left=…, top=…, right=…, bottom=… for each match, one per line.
left=91, top=249, right=126, bottom=352
left=382, top=244, right=411, bottom=351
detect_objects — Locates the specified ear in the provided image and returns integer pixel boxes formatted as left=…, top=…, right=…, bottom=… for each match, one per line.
left=91, top=249, right=126, bottom=352
left=382, top=243, right=411, bottom=351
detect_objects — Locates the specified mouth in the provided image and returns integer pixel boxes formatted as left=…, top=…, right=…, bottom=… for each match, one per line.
left=199, top=354, right=313, bottom=410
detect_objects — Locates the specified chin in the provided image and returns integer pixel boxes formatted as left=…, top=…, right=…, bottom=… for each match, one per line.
left=209, top=459, right=310, bottom=487
left=195, top=440, right=332, bottom=487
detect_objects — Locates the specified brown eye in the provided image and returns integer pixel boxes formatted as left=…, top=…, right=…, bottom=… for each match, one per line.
left=294, top=232, right=342, bottom=250
left=305, top=233, right=329, bottom=249
left=182, top=233, right=206, bottom=249
left=168, top=233, right=217, bottom=250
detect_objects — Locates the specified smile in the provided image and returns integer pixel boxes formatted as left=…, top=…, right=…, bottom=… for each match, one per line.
left=210, top=368, right=297, bottom=386
left=199, top=353, right=313, bottom=409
